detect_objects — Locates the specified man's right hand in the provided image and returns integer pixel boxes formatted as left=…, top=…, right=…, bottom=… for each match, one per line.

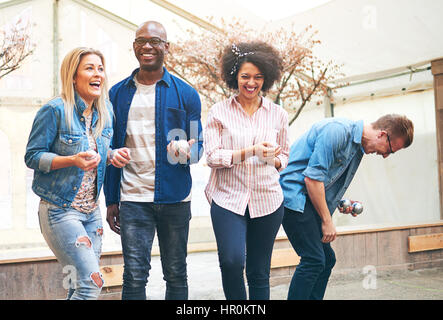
left=321, top=219, right=337, bottom=243
left=107, top=204, right=120, bottom=235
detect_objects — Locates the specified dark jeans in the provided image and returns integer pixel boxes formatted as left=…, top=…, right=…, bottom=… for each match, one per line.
left=210, top=201, right=284, bottom=300
left=119, top=201, right=191, bottom=300
left=282, top=199, right=336, bottom=300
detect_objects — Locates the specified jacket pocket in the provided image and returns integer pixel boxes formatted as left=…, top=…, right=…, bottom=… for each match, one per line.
left=165, top=107, right=187, bottom=139
left=57, top=132, right=83, bottom=155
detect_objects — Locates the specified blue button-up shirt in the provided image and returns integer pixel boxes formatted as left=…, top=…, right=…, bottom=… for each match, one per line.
left=25, top=94, right=113, bottom=208
left=280, top=118, right=364, bottom=214
left=103, top=67, right=203, bottom=206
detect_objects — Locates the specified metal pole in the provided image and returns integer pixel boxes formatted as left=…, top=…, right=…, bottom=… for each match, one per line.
left=53, top=0, right=59, bottom=96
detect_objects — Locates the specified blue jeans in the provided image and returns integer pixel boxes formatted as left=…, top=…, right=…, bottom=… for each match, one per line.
left=210, top=201, right=284, bottom=300
left=282, top=199, right=336, bottom=300
left=119, top=201, right=191, bottom=300
left=38, top=200, right=104, bottom=300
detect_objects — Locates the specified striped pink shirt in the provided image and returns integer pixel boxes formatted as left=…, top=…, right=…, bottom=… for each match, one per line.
left=204, top=96, right=289, bottom=218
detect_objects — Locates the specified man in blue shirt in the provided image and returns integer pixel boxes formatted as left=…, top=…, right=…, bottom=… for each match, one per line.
left=104, top=21, right=203, bottom=300
left=279, top=114, right=414, bottom=300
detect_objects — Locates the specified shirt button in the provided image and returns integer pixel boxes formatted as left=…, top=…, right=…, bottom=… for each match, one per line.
left=73, top=187, right=77, bottom=190
left=68, top=139, right=72, bottom=143
left=63, top=203, right=67, bottom=207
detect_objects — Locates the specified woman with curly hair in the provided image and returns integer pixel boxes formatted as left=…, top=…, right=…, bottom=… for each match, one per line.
left=204, top=41, right=290, bottom=300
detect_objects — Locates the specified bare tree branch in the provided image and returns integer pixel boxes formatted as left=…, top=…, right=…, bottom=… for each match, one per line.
left=166, top=18, right=343, bottom=125
left=0, top=18, right=34, bottom=80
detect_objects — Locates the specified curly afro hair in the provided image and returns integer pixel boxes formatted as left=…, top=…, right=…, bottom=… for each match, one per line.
left=221, top=41, right=283, bottom=92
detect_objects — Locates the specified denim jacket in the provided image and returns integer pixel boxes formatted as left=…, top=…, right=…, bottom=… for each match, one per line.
left=25, top=93, right=113, bottom=208
left=280, top=118, right=364, bottom=214
left=104, top=67, right=203, bottom=206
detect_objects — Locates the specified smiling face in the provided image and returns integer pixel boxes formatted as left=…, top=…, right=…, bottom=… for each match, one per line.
left=133, top=22, right=169, bottom=72
left=73, top=53, right=104, bottom=107
left=237, top=62, right=264, bottom=101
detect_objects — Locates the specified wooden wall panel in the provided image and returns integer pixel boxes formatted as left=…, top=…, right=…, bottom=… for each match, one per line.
left=0, top=253, right=123, bottom=300
left=431, top=58, right=443, bottom=219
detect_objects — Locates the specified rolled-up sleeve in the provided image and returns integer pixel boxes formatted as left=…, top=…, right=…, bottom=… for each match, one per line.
left=204, top=108, right=234, bottom=169
left=276, top=109, right=290, bottom=172
left=24, top=104, right=59, bottom=173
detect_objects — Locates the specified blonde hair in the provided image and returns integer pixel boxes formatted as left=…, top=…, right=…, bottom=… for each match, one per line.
left=60, top=47, right=111, bottom=138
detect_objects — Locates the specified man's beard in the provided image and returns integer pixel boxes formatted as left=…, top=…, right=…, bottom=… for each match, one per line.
left=140, top=57, right=164, bottom=72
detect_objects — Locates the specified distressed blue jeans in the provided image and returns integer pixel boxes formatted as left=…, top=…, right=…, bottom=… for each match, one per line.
left=119, top=201, right=191, bottom=300
left=38, top=200, right=104, bottom=300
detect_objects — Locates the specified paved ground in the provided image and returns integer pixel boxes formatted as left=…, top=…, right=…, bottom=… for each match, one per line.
left=144, top=251, right=443, bottom=300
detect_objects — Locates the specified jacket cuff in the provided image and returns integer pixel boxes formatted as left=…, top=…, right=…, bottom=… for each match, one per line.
left=276, top=154, right=288, bottom=172
left=38, top=152, right=58, bottom=173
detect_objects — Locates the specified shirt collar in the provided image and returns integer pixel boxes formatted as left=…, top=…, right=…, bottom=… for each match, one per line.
left=353, top=120, right=364, bottom=143
left=353, top=120, right=365, bottom=152
left=125, top=67, right=171, bottom=88
left=230, top=95, right=271, bottom=110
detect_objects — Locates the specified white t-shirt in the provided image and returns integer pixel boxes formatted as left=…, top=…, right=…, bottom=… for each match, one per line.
left=120, top=77, right=191, bottom=202
left=120, top=78, right=156, bottom=202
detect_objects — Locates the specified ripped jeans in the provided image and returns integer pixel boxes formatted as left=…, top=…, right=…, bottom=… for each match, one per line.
left=38, top=200, right=104, bottom=300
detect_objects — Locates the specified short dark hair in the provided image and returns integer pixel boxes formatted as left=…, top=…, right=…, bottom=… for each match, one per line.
left=221, top=41, right=283, bottom=92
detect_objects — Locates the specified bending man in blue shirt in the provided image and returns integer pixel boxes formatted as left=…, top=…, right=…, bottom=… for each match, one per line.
left=104, top=21, right=203, bottom=300
left=279, top=114, right=414, bottom=300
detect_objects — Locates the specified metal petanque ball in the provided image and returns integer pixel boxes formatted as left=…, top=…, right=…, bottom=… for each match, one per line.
left=338, top=199, right=352, bottom=211
left=86, top=149, right=97, bottom=160
left=173, top=140, right=190, bottom=164
left=352, top=202, right=364, bottom=215
left=173, top=140, right=190, bottom=154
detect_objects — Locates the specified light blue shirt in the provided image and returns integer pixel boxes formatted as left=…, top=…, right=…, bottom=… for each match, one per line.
left=279, top=118, right=364, bottom=214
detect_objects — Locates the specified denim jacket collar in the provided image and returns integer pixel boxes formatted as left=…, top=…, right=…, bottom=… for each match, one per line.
left=74, top=91, right=99, bottom=125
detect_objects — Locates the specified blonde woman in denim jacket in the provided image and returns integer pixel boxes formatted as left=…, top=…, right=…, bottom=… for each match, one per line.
left=25, top=47, right=130, bottom=300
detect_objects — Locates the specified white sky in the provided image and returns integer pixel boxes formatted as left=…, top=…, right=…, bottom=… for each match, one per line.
left=237, top=0, right=331, bottom=20
left=0, top=0, right=332, bottom=21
